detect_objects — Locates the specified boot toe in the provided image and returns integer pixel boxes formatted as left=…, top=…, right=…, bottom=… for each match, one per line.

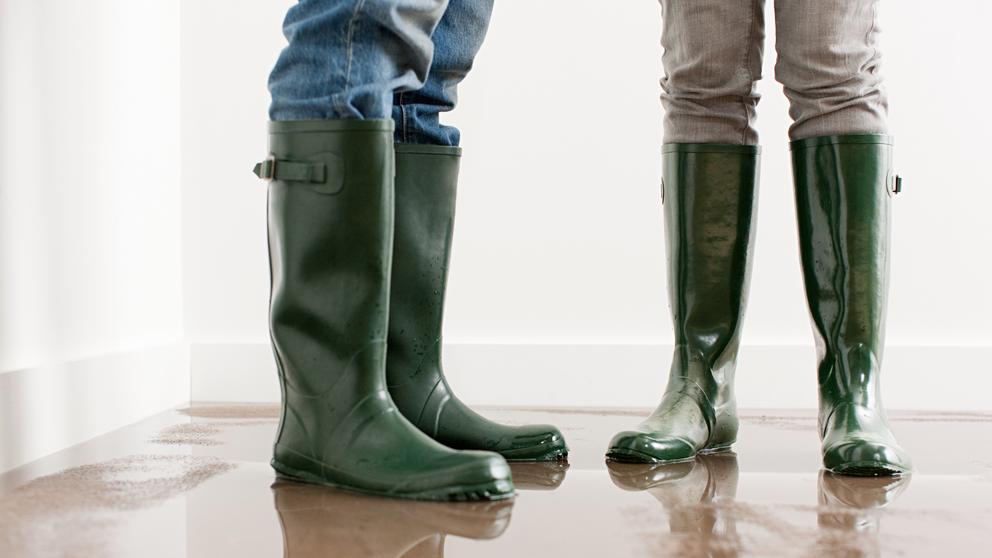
left=398, top=452, right=515, bottom=501
left=606, top=431, right=697, bottom=464
left=501, top=425, right=568, bottom=462
left=823, top=438, right=912, bottom=477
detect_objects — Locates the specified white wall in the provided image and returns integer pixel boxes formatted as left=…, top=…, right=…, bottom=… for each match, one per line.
left=0, top=0, right=184, bottom=371
left=178, top=1, right=988, bottom=408
left=0, top=0, right=187, bottom=472
left=179, top=0, right=285, bottom=343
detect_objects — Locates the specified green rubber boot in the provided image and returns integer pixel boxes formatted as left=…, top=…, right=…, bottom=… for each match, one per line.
left=791, top=134, right=912, bottom=476
left=607, top=144, right=759, bottom=464
left=256, top=120, right=514, bottom=501
left=386, top=144, right=567, bottom=462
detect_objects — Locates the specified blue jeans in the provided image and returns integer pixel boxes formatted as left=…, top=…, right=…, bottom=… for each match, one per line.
left=268, top=0, right=494, bottom=146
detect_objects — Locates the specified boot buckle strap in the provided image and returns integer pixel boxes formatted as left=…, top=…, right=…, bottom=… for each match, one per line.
left=253, top=156, right=327, bottom=183
left=888, top=173, right=903, bottom=195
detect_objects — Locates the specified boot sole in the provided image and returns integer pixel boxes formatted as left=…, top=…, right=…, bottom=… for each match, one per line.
left=604, top=443, right=734, bottom=465
left=604, top=448, right=696, bottom=465
left=503, top=447, right=569, bottom=463
left=826, top=461, right=911, bottom=477
left=271, top=459, right=515, bottom=502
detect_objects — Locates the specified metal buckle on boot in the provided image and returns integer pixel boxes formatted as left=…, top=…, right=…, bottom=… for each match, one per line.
left=253, top=156, right=277, bottom=181
left=887, top=173, right=902, bottom=195
left=262, top=156, right=277, bottom=180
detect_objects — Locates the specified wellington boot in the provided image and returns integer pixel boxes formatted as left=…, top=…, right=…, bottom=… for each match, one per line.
left=386, top=144, right=567, bottom=462
left=607, top=144, right=760, bottom=463
left=271, top=480, right=512, bottom=557
left=791, top=134, right=912, bottom=476
left=257, top=120, right=513, bottom=501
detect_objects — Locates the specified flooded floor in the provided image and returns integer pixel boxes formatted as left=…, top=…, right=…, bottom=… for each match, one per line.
left=1, top=405, right=990, bottom=557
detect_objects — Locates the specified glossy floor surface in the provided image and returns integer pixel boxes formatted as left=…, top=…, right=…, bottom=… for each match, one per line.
left=1, top=405, right=990, bottom=557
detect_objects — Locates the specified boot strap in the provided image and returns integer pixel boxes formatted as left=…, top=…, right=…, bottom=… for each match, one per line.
left=889, top=174, right=903, bottom=194
left=253, top=156, right=326, bottom=183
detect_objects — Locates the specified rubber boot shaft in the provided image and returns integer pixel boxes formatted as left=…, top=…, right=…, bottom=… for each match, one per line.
left=263, top=120, right=513, bottom=500
left=386, top=144, right=567, bottom=462
left=608, top=144, right=759, bottom=463
left=791, top=134, right=911, bottom=476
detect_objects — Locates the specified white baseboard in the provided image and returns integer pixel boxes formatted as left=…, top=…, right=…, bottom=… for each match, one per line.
left=190, top=342, right=992, bottom=412
left=0, top=344, right=190, bottom=474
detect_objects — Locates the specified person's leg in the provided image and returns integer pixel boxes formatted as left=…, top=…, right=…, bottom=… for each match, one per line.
left=774, top=0, right=888, bottom=140
left=389, top=0, right=492, bottom=145
left=606, top=0, right=765, bottom=464
left=776, top=0, right=911, bottom=476
left=256, top=0, right=515, bottom=500
left=660, top=0, right=766, bottom=145
left=268, top=0, right=446, bottom=121
left=385, top=0, right=568, bottom=462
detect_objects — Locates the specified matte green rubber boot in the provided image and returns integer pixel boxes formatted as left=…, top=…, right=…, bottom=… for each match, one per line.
left=607, top=144, right=759, bottom=464
left=791, top=134, right=912, bottom=477
left=386, top=144, right=567, bottom=462
left=257, top=120, right=514, bottom=501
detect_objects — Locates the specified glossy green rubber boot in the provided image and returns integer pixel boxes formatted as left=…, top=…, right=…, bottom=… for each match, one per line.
left=607, top=144, right=760, bottom=464
left=386, top=144, right=567, bottom=462
left=792, top=134, right=912, bottom=477
left=257, top=120, right=514, bottom=501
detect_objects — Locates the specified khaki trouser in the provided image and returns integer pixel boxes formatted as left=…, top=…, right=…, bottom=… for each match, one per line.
left=660, top=0, right=887, bottom=144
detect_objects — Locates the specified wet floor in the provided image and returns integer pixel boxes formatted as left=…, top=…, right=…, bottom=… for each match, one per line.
left=1, top=405, right=990, bottom=557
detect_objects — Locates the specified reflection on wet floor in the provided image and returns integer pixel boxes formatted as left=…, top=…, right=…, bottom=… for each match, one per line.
left=274, top=481, right=512, bottom=557
left=606, top=455, right=916, bottom=558
left=610, top=455, right=744, bottom=556
left=507, top=461, right=569, bottom=491
left=0, top=405, right=988, bottom=557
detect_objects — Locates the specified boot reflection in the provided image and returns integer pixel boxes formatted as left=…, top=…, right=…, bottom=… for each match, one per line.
left=816, top=470, right=910, bottom=555
left=272, top=480, right=513, bottom=558
left=608, top=453, right=741, bottom=557
left=509, top=461, right=569, bottom=491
